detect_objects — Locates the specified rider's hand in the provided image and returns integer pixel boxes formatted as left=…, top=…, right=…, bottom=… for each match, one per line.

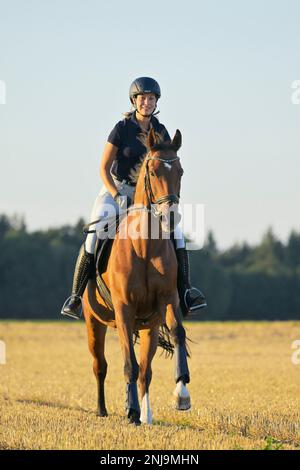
left=114, top=192, right=132, bottom=210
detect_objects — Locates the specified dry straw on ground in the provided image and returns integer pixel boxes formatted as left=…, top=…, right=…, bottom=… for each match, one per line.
left=0, top=321, right=299, bottom=450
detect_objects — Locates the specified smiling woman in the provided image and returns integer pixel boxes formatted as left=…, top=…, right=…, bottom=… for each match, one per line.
left=61, top=76, right=207, bottom=321
left=134, top=93, right=157, bottom=121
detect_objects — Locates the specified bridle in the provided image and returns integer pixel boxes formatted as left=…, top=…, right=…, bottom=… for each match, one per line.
left=83, top=152, right=182, bottom=235
left=144, top=153, right=180, bottom=216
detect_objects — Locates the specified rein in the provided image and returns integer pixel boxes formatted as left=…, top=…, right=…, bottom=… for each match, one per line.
left=84, top=153, right=181, bottom=235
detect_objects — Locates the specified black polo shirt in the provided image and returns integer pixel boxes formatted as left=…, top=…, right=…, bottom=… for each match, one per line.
left=107, top=112, right=171, bottom=182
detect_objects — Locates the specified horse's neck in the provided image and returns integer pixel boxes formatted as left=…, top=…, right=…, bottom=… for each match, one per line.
left=132, top=234, right=170, bottom=261
left=133, top=178, right=149, bottom=208
left=127, top=210, right=169, bottom=260
left=129, top=166, right=170, bottom=258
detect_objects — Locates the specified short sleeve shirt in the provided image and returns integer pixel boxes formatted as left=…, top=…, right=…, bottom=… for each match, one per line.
left=107, top=112, right=171, bottom=181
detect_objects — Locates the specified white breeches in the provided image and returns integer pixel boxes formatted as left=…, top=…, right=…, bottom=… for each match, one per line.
left=85, top=178, right=185, bottom=254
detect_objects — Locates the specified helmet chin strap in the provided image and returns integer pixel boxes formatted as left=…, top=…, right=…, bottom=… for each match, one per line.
left=136, top=109, right=151, bottom=118
left=135, top=109, right=160, bottom=119
left=135, top=105, right=156, bottom=118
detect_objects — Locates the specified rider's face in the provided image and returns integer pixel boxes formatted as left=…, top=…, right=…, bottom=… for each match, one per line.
left=134, top=93, right=157, bottom=116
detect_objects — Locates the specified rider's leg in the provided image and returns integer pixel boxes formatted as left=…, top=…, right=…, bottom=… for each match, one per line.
left=61, top=243, right=94, bottom=319
left=61, top=189, right=118, bottom=319
left=61, top=181, right=135, bottom=319
left=173, top=226, right=207, bottom=316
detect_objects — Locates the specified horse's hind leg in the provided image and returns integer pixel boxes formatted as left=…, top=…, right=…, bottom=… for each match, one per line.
left=84, top=310, right=108, bottom=417
left=138, top=326, right=159, bottom=424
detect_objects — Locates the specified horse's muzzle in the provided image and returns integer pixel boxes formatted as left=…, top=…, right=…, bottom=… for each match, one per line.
left=159, top=203, right=181, bottom=234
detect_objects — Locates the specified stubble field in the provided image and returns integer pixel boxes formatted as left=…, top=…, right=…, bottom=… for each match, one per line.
left=0, top=320, right=299, bottom=450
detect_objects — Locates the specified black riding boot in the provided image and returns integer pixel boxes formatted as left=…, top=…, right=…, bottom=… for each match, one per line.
left=61, top=244, right=94, bottom=319
left=176, top=247, right=207, bottom=317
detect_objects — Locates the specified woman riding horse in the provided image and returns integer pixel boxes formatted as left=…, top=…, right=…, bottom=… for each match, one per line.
left=61, top=77, right=206, bottom=319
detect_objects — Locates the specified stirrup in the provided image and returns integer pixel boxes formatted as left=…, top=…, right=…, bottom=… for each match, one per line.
left=184, top=288, right=207, bottom=312
left=60, top=295, right=82, bottom=320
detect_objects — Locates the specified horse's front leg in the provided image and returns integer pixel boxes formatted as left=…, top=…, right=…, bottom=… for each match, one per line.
left=165, top=300, right=191, bottom=411
left=84, top=309, right=108, bottom=417
left=114, top=302, right=141, bottom=425
left=138, top=326, right=159, bottom=424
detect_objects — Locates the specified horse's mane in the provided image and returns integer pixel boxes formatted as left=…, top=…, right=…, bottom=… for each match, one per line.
left=129, top=130, right=172, bottom=184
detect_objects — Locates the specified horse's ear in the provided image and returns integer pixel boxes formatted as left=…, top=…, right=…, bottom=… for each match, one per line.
left=171, top=129, right=182, bottom=152
left=147, top=127, right=157, bottom=150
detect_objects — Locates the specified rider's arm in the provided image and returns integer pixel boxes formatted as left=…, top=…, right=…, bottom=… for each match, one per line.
left=100, top=142, right=119, bottom=199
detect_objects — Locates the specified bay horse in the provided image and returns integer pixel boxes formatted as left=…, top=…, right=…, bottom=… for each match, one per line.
left=83, top=128, right=191, bottom=425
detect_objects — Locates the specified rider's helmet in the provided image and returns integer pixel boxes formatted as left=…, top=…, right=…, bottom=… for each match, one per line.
left=129, top=77, right=161, bottom=104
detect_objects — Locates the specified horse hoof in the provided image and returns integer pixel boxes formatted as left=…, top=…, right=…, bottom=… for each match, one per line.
left=96, top=409, right=108, bottom=417
left=173, top=381, right=191, bottom=411
left=129, top=419, right=141, bottom=426
left=128, top=416, right=141, bottom=426
left=174, top=395, right=191, bottom=411
left=128, top=409, right=141, bottom=425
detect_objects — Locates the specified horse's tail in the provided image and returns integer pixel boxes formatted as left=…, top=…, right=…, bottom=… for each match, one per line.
left=133, top=324, right=191, bottom=358
left=133, top=326, right=175, bottom=357
left=158, top=325, right=175, bottom=357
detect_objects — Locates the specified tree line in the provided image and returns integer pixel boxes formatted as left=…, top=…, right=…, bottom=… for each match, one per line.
left=0, top=214, right=299, bottom=320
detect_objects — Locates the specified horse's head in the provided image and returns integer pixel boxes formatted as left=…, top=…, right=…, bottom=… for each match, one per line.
left=132, top=128, right=184, bottom=234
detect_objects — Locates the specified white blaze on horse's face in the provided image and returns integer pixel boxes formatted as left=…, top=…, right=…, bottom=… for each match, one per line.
left=146, top=154, right=183, bottom=234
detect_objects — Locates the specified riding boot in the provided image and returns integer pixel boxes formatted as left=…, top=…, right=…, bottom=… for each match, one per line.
left=61, top=244, right=94, bottom=319
left=176, top=247, right=207, bottom=317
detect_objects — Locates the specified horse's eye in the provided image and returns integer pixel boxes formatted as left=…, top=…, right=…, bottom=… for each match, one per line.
left=150, top=171, right=155, bottom=177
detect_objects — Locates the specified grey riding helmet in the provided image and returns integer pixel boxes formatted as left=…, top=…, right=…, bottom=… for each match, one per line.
left=129, top=77, right=161, bottom=104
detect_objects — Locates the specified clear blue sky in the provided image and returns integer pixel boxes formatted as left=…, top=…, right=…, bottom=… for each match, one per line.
left=0, top=0, right=299, bottom=249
